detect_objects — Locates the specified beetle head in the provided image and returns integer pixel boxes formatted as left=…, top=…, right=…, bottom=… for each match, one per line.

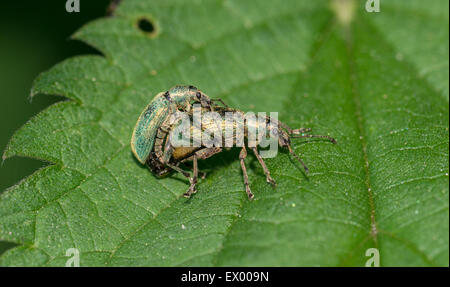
left=167, top=85, right=212, bottom=109
left=194, top=90, right=212, bottom=108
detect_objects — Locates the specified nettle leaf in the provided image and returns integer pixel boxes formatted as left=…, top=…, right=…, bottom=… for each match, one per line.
left=0, top=0, right=448, bottom=266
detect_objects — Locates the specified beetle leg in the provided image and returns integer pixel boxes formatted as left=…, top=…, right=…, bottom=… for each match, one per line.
left=162, top=160, right=199, bottom=198
left=291, top=128, right=312, bottom=134
left=264, top=116, right=296, bottom=134
left=196, top=147, right=222, bottom=160
left=251, top=147, right=276, bottom=187
left=211, top=98, right=229, bottom=108
left=266, top=118, right=314, bottom=137
left=183, top=154, right=198, bottom=198
left=239, top=146, right=254, bottom=200
left=287, top=144, right=309, bottom=174
left=291, top=133, right=337, bottom=144
left=164, top=162, right=198, bottom=198
left=159, top=125, right=170, bottom=134
left=165, top=162, right=191, bottom=179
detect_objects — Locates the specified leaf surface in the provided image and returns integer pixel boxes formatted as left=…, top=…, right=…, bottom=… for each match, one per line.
left=0, top=0, right=448, bottom=266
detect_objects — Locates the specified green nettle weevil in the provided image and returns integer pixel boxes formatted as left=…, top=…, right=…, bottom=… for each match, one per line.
left=131, top=87, right=337, bottom=200
left=131, top=85, right=228, bottom=165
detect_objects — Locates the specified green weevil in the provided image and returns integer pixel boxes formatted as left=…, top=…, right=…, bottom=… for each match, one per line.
left=131, top=85, right=227, bottom=164
left=137, top=103, right=337, bottom=200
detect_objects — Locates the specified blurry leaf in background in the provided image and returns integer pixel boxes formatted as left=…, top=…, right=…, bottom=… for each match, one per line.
left=0, top=0, right=448, bottom=266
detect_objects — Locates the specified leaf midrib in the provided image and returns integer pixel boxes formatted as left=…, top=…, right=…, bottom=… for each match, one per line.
left=344, top=23, right=379, bottom=249
left=338, top=14, right=448, bottom=266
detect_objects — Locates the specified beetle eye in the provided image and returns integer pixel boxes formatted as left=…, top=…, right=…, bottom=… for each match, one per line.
left=163, top=91, right=171, bottom=101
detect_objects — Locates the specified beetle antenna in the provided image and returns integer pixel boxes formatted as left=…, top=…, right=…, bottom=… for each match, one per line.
left=291, top=134, right=337, bottom=144
left=287, top=144, right=309, bottom=174
left=266, top=117, right=296, bottom=134
left=291, top=128, right=312, bottom=135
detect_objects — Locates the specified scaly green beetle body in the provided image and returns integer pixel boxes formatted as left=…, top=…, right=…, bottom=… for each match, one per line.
left=131, top=85, right=222, bottom=164
left=152, top=106, right=337, bottom=199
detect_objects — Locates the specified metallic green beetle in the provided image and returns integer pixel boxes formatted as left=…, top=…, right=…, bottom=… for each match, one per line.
left=131, top=87, right=337, bottom=200
left=131, top=85, right=227, bottom=164
left=148, top=106, right=337, bottom=199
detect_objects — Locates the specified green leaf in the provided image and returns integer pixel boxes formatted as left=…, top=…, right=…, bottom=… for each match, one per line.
left=0, top=0, right=448, bottom=266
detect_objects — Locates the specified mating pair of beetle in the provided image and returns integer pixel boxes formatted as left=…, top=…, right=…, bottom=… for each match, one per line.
left=131, top=85, right=336, bottom=200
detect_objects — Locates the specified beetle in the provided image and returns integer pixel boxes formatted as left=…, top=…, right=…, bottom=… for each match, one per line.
left=131, top=85, right=228, bottom=164
left=139, top=104, right=337, bottom=200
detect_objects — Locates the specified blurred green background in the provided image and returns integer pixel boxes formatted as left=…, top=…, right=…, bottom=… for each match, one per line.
left=0, top=0, right=111, bottom=254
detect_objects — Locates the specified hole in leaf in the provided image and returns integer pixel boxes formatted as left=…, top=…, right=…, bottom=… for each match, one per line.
left=137, top=18, right=156, bottom=36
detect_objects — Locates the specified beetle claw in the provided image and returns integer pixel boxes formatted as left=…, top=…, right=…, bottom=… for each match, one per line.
left=184, top=185, right=197, bottom=198
left=267, top=177, right=276, bottom=187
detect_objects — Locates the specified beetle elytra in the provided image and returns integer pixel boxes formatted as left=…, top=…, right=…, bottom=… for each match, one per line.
left=131, top=85, right=227, bottom=164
